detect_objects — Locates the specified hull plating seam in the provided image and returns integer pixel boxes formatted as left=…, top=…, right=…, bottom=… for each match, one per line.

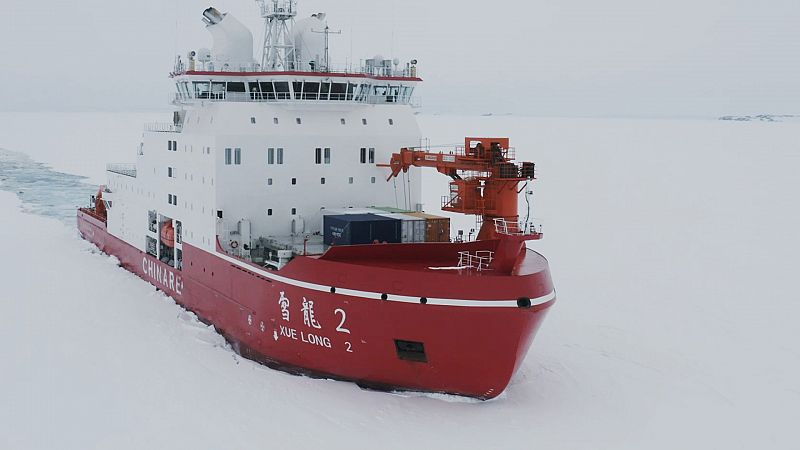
left=213, top=249, right=555, bottom=307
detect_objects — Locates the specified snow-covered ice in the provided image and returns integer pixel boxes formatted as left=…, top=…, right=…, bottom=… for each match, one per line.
left=0, top=112, right=798, bottom=449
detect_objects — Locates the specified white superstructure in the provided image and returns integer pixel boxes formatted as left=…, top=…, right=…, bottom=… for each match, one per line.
left=104, top=3, right=422, bottom=270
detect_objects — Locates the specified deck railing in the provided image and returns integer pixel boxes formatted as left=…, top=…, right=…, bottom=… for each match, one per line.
left=457, top=250, right=494, bottom=271
left=106, top=163, right=137, bottom=178
left=144, top=122, right=182, bottom=133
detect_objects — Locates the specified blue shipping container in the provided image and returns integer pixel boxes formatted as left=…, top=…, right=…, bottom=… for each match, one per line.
left=323, top=214, right=401, bottom=246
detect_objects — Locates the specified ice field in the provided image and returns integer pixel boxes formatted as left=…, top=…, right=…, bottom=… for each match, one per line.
left=1, top=112, right=798, bottom=449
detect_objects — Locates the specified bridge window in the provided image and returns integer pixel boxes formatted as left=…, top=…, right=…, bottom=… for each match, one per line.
left=347, top=83, right=357, bottom=101
left=227, top=82, right=245, bottom=93
left=274, top=82, right=290, bottom=99
left=193, top=81, right=210, bottom=99
left=319, top=82, right=330, bottom=101
left=330, top=83, right=347, bottom=100
left=258, top=81, right=276, bottom=100
left=303, top=82, right=320, bottom=100
left=211, top=82, right=225, bottom=99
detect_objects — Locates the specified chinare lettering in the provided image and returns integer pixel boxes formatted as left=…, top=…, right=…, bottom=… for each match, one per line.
left=142, top=257, right=183, bottom=294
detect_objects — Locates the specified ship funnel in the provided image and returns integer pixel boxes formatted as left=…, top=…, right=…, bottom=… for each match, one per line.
left=202, top=7, right=255, bottom=71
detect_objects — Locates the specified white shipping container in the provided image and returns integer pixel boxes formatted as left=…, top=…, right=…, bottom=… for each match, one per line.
left=373, top=212, right=426, bottom=243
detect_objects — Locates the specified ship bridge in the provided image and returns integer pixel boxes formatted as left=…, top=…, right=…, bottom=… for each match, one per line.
left=170, top=2, right=421, bottom=107
left=171, top=70, right=420, bottom=106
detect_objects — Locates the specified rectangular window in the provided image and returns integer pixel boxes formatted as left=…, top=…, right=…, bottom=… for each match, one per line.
left=277, top=148, right=284, bottom=164
left=320, top=177, right=326, bottom=184
left=324, top=148, right=331, bottom=164
left=348, top=177, right=354, bottom=184
left=330, top=83, right=347, bottom=101
left=168, top=194, right=172, bottom=204
left=388, top=118, right=394, bottom=125
left=273, top=117, right=279, bottom=125
left=319, top=82, right=330, bottom=101
left=296, top=117, right=302, bottom=125
left=167, top=141, right=172, bottom=151
left=267, top=148, right=275, bottom=164
left=267, top=209, right=273, bottom=216
left=291, top=178, right=297, bottom=185
left=225, top=148, right=232, bottom=165
left=250, top=117, right=256, bottom=124
left=274, top=81, right=290, bottom=100
left=234, top=148, right=241, bottom=165
left=371, top=176, right=376, bottom=183
left=267, top=178, right=273, bottom=186
left=291, top=208, right=297, bottom=215
left=340, top=118, right=346, bottom=125
left=167, top=167, right=174, bottom=178
left=360, top=147, right=366, bottom=164
left=362, top=118, right=368, bottom=125
left=315, top=147, right=322, bottom=164
left=369, top=147, right=375, bottom=164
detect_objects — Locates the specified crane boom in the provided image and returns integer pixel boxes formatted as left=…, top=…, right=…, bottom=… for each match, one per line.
left=379, top=137, right=541, bottom=241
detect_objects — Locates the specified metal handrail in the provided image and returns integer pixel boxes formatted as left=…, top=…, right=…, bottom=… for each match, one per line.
left=172, top=91, right=419, bottom=106
left=494, top=218, right=542, bottom=236
left=144, top=122, right=182, bottom=133
left=457, top=250, right=494, bottom=271
left=107, top=163, right=137, bottom=178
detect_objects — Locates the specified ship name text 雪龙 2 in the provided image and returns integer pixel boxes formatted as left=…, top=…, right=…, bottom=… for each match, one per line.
left=274, top=291, right=354, bottom=353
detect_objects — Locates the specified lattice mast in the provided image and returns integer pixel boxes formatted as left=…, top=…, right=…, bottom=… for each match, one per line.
left=255, top=0, right=297, bottom=70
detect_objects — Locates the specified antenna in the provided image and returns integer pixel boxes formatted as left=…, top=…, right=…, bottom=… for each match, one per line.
left=255, top=0, right=298, bottom=70
left=311, top=24, right=341, bottom=72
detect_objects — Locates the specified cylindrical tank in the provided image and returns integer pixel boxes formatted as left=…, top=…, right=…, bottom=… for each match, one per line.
left=292, top=14, right=326, bottom=71
left=204, top=9, right=255, bottom=70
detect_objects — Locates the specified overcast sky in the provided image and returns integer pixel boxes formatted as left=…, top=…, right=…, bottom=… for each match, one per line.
left=2, top=0, right=798, bottom=117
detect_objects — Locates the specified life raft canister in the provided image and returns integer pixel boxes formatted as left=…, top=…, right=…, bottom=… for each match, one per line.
left=161, top=222, right=175, bottom=247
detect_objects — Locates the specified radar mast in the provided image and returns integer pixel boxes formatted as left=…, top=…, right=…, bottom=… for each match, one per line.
left=255, top=0, right=297, bottom=70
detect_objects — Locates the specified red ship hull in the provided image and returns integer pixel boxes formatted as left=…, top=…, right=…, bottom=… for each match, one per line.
left=78, top=209, right=555, bottom=399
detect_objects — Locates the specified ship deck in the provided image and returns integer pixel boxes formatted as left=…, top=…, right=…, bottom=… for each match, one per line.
left=316, top=240, right=548, bottom=277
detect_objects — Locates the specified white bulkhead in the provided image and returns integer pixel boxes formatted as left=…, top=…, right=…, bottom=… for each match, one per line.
left=103, top=5, right=423, bottom=267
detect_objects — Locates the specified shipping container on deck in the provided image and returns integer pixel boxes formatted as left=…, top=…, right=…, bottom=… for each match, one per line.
left=323, top=214, right=401, bottom=246
left=373, top=213, right=426, bottom=243
left=405, top=212, right=451, bottom=242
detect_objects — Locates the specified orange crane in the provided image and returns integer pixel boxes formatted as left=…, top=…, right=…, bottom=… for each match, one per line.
left=380, top=137, right=541, bottom=241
